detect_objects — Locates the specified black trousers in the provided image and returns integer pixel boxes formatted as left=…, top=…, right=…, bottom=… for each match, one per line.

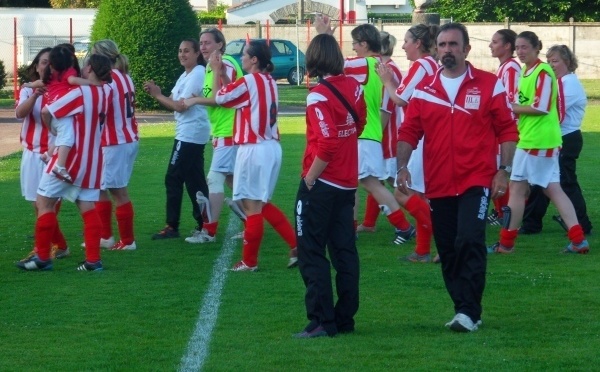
left=295, top=179, right=359, bottom=336
left=429, top=187, right=489, bottom=323
left=165, top=140, right=208, bottom=231
left=522, top=130, right=592, bottom=234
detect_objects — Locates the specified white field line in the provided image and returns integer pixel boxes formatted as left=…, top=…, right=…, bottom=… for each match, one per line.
left=179, top=215, right=241, bottom=372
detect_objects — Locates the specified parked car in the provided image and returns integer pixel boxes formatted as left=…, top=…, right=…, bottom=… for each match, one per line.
left=225, top=38, right=306, bottom=85
left=72, top=39, right=90, bottom=60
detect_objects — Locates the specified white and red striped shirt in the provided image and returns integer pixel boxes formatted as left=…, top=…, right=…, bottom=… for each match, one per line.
left=46, top=85, right=112, bottom=189
left=17, top=87, right=50, bottom=153
left=215, top=72, right=279, bottom=145
left=381, top=59, right=403, bottom=159
left=521, top=59, right=553, bottom=113
left=496, top=58, right=521, bottom=103
left=396, top=56, right=438, bottom=106
left=102, top=69, right=139, bottom=146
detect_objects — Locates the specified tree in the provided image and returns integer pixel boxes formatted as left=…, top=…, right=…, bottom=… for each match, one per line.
left=91, top=0, right=200, bottom=110
left=429, top=0, right=600, bottom=22
left=49, top=0, right=99, bottom=7
left=0, top=59, right=7, bottom=91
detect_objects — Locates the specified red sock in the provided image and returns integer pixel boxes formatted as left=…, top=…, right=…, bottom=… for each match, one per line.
left=499, top=228, right=518, bottom=249
left=203, top=221, right=218, bottom=237
left=494, top=189, right=510, bottom=217
left=568, top=224, right=585, bottom=245
left=95, top=200, right=113, bottom=239
left=387, top=209, right=411, bottom=231
left=116, top=202, right=135, bottom=245
left=82, top=209, right=102, bottom=263
left=362, top=194, right=380, bottom=228
left=262, top=202, right=296, bottom=249
left=405, top=195, right=432, bottom=255
left=242, top=213, right=264, bottom=267
left=35, top=212, right=57, bottom=261
left=51, top=200, right=68, bottom=248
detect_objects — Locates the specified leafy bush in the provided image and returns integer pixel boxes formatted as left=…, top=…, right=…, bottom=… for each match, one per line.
left=0, top=59, right=7, bottom=91
left=91, top=0, right=201, bottom=110
left=198, top=3, right=227, bottom=25
left=17, top=64, right=29, bottom=86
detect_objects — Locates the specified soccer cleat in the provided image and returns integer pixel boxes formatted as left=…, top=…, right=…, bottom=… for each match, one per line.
left=230, top=260, right=258, bottom=272
left=52, top=165, right=73, bottom=183
left=195, top=191, right=212, bottom=223
left=404, top=252, right=431, bottom=263
left=356, top=224, right=376, bottom=233
left=16, top=256, right=53, bottom=271
left=152, top=226, right=180, bottom=240
left=110, top=241, right=137, bottom=250
left=563, top=239, right=590, bottom=254
left=293, top=325, right=328, bottom=338
left=486, top=211, right=503, bottom=226
left=445, top=313, right=481, bottom=332
left=81, top=236, right=115, bottom=249
left=20, top=249, right=36, bottom=262
left=185, top=228, right=216, bottom=244
left=288, top=247, right=298, bottom=268
left=53, top=247, right=71, bottom=259
left=76, top=260, right=103, bottom=271
left=225, top=197, right=247, bottom=221
left=393, top=225, right=416, bottom=245
left=487, top=241, right=514, bottom=254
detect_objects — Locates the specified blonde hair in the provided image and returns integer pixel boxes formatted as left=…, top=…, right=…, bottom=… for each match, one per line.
left=380, top=31, right=397, bottom=57
left=92, top=39, right=129, bottom=74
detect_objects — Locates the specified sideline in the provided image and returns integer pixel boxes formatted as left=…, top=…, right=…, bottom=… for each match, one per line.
left=179, top=215, right=241, bottom=372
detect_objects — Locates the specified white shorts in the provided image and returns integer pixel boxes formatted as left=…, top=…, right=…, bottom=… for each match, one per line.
left=101, top=141, right=139, bottom=189
left=37, top=172, right=99, bottom=202
left=407, top=138, right=425, bottom=193
left=210, top=139, right=237, bottom=174
left=20, top=149, right=46, bottom=202
left=233, top=140, right=282, bottom=202
left=52, top=116, right=75, bottom=148
left=358, top=139, right=385, bottom=180
left=383, top=157, right=397, bottom=181
left=510, top=148, right=560, bottom=188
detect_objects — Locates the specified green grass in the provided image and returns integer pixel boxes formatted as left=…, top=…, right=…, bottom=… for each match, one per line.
left=1, top=107, right=599, bottom=370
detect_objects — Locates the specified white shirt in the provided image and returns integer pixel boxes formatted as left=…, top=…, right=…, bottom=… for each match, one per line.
left=558, top=73, right=587, bottom=136
left=440, top=71, right=467, bottom=104
left=171, top=65, right=210, bottom=144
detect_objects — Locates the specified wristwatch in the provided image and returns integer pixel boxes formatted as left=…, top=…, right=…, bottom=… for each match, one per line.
left=499, top=165, right=512, bottom=173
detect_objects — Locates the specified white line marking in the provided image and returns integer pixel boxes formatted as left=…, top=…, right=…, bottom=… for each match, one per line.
left=179, top=215, right=241, bottom=372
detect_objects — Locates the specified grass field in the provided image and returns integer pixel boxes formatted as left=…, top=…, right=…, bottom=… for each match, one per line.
left=1, top=101, right=599, bottom=370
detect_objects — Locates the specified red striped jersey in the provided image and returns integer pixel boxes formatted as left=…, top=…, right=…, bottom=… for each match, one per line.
left=46, top=84, right=112, bottom=189
left=496, top=58, right=521, bottom=103
left=17, top=87, right=49, bottom=153
left=396, top=56, right=438, bottom=105
left=381, top=59, right=403, bottom=159
left=520, top=59, right=553, bottom=113
left=215, top=72, right=279, bottom=144
left=46, top=67, right=78, bottom=104
left=102, top=69, right=139, bottom=146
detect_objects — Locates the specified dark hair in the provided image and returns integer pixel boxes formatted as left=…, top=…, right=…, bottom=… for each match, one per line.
left=380, top=31, right=397, bottom=57
left=517, top=31, right=542, bottom=52
left=42, top=45, right=76, bottom=85
left=246, top=40, right=274, bottom=73
left=495, top=29, right=517, bottom=53
left=547, top=44, right=578, bottom=72
left=200, top=28, right=227, bottom=54
left=181, top=38, right=206, bottom=66
left=438, top=22, right=470, bottom=48
left=407, top=23, right=440, bottom=54
left=88, top=54, right=113, bottom=83
left=57, top=43, right=81, bottom=76
left=306, top=34, right=344, bottom=78
left=351, top=24, right=381, bottom=53
left=26, top=47, right=52, bottom=82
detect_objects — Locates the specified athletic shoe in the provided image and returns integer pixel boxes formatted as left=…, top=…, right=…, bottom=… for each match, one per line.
left=81, top=236, right=115, bottom=249
left=230, top=231, right=244, bottom=240
left=16, top=256, right=53, bottom=271
left=52, top=165, right=73, bottom=183
left=487, top=241, right=514, bottom=254
left=110, top=241, right=137, bottom=250
left=185, top=228, right=216, bottom=244
left=393, top=225, right=416, bottom=245
left=404, top=252, right=431, bottom=263
left=230, top=260, right=258, bottom=272
left=563, top=239, right=590, bottom=254
left=486, top=211, right=503, bottom=226
left=356, top=224, right=376, bottom=233
left=20, top=249, right=36, bottom=262
left=225, top=197, right=246, bottom=221
left=152, top=226, right=180, bottom=240
left=293, top=325, right=328, bottom=338
left=76, top=260, right=103, bottom=271
left=288, top=247, right=298, bottom=268
left=445, top=313, right=481, bottom=332
left=433, top=254, right=441, bottom=264
left=53, top=247, right=71, bottom=259
left=195, top=191, right=212, bottom=224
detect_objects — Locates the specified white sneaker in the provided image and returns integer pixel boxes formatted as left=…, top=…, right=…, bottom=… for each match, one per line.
left=185, top=229, right=216, bottom=244
left=445, top=313, right=481, bottom=332
left=231, top=260, right=258, bottom=272
left=80, top=236, right=115, bottom=249
left=110, top=241, right=137, bottom=250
